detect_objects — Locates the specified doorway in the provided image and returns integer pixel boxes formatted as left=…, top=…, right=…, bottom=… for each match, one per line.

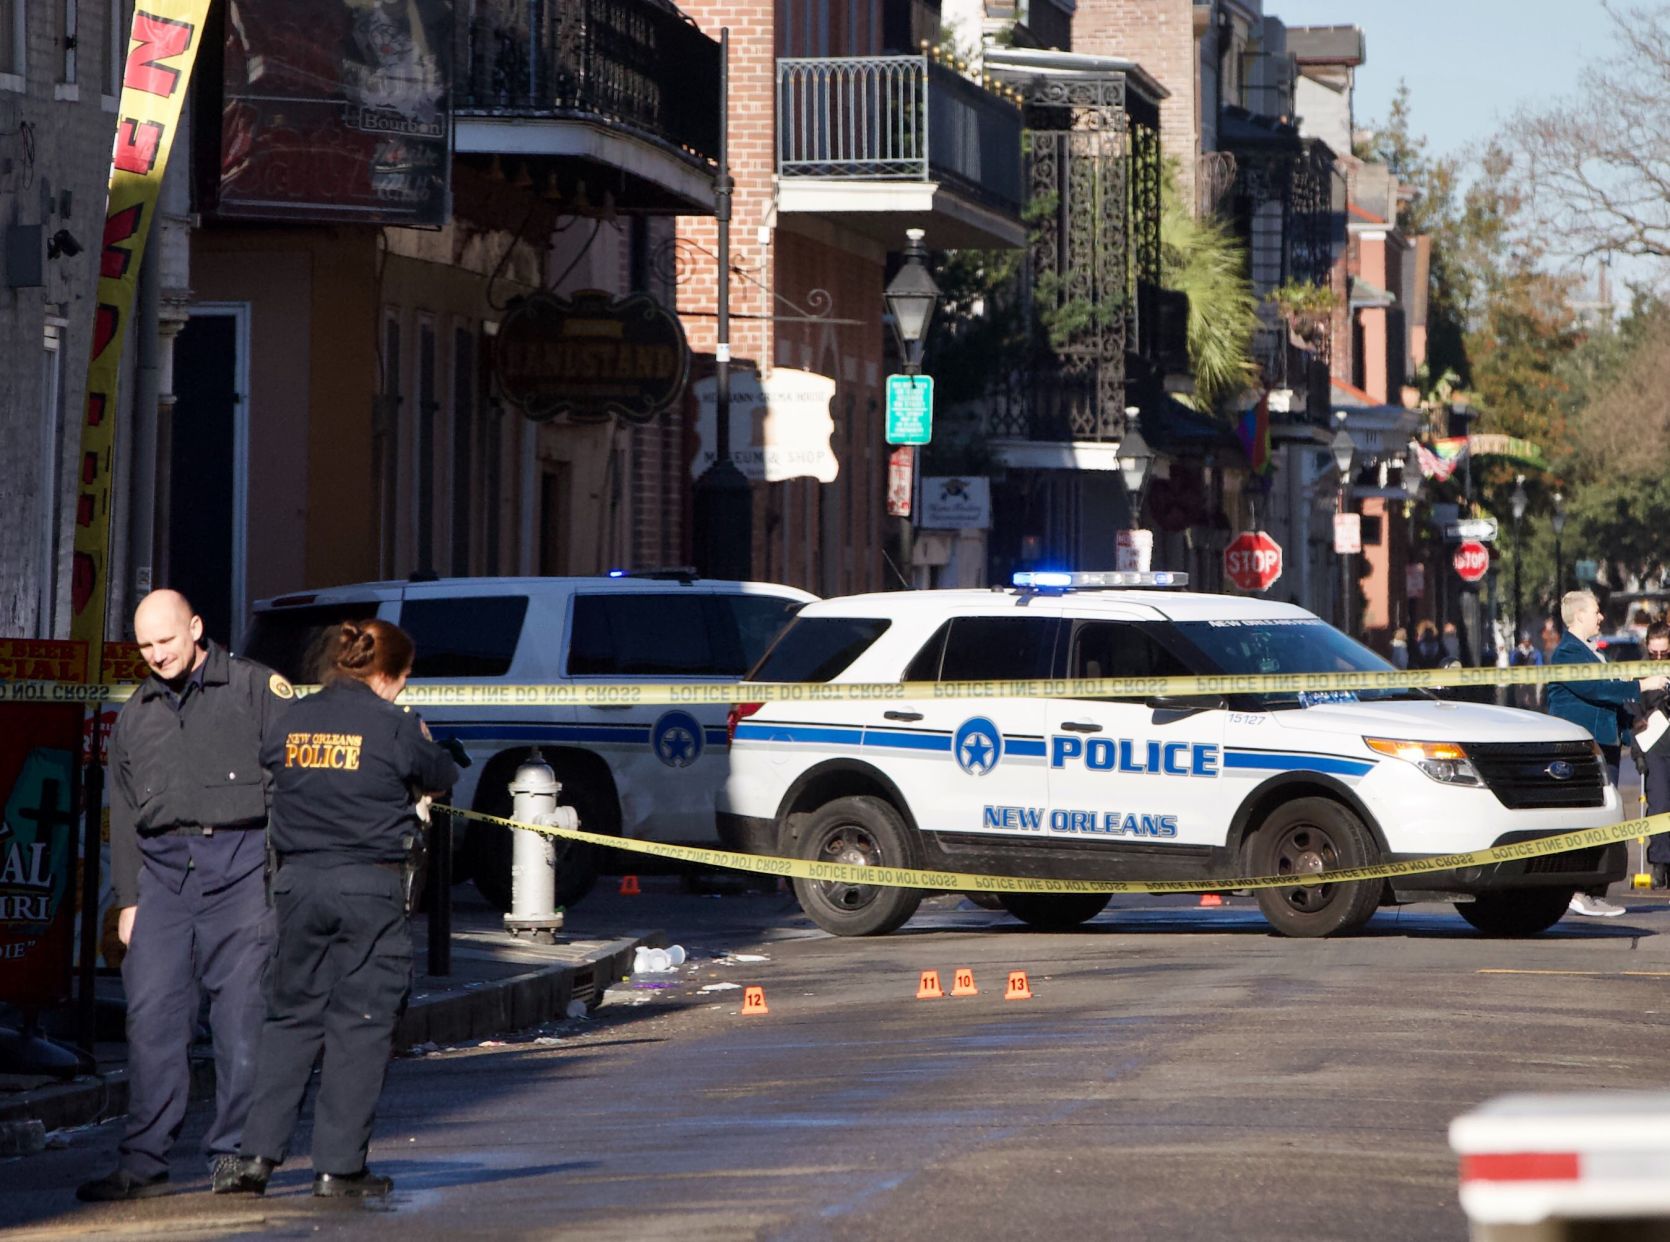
left=168, top=305, right=249, bottom=647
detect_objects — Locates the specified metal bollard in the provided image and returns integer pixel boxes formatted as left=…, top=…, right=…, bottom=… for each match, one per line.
left=504, top=750, right=580, bottom=943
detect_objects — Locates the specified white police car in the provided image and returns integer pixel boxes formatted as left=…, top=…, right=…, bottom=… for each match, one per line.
left=719, top=572, right=1623, bottom=938
left=245, top=573, right=814, bottom=908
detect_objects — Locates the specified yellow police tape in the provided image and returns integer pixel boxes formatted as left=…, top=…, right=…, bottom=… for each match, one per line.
left=4, top=658, right=1666, bottom=707
left=435, top=803, right=1668, bottom=896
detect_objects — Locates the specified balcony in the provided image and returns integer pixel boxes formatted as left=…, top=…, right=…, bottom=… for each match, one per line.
left=775, top=55, right=1026, bottom=249
left=454, top=0, right=721, bottom=214
left=1253, top=325, right=1331, bottom=429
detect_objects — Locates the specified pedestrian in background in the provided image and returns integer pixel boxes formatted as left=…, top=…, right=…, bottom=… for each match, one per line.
left=78, top=590, right=290, bottom=1202
left=1546, top=590, right=1668, bottom=917
left=1632, top=621, right=1670, bottom=887
left=217, top=620, right=457, bottom=1199
left=1510, top=631, right=1543, bottom=712
left=1389, top=626, right=1409, bottom=671
left=1410, top=619, right=1443, bottom=669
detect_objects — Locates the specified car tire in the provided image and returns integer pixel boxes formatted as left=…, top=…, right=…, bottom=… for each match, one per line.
left=470, top=759, right=618, bottom=912
left=790, top=796, right=923, bottom=937
left=1455, top=889, right=1572, bottom=937
left=998, top=893, right=1111, bottom=930
left=1249, top=797, right=1383, bottom=938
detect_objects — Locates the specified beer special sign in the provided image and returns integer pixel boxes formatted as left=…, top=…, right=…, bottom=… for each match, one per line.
left=495, top=290, right=690, bottom=424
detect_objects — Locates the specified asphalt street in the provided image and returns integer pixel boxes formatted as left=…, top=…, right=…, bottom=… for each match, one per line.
left=3, top=876, right=1670, bottom=1242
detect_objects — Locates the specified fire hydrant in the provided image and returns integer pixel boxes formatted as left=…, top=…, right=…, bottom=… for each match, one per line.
left=504, top=751, right=580, bottom=943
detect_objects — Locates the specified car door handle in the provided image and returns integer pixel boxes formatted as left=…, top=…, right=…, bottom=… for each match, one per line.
left=1059, top=721, right=1103, bottom=733
left=883, top=710, right=924, bottom=722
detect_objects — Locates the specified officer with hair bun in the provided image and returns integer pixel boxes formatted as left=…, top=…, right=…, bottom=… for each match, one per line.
left=217, top=619, right=456, bottom=1199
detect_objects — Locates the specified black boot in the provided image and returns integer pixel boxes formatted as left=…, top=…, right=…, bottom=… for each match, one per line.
left=211, top=1155, right=273, bottom=1195
left=76, top=1169, right=170, bottom=1202
left=313, top=1169, right=393, bottom=1198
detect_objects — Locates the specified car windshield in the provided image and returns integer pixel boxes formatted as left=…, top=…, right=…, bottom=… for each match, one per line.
left=1168, top=619, right=1426, bottom=706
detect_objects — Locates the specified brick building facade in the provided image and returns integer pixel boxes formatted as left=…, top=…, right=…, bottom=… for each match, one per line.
left=0, top=0, right=130, bottom=638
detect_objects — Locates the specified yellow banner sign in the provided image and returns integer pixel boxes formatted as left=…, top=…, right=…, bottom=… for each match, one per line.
left=69, top=3, right=213, bottom=681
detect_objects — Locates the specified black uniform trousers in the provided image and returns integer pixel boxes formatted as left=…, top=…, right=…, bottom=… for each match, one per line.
left=119, top=858, right=273, bottom=1179
left=239, top=860, right=411, bottom=1175
left=1644, top=749, right=1670, bottom=868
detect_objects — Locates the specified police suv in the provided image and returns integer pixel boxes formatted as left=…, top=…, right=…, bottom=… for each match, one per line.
left=719, top=572, right=1623, bottom=938
left=245, top=574, right=814, bottom=908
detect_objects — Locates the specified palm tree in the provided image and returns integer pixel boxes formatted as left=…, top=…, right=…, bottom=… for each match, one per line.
left=1159, top=168, right=1258, bottom=412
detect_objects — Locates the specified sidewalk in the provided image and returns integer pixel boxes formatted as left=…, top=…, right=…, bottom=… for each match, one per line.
left=0, top=892, right=662, bottom=1136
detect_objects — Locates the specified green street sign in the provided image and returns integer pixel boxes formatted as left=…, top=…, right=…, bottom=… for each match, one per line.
left=885, top=373, right=933, bottom=445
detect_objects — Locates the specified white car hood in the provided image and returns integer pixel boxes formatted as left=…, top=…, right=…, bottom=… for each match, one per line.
left=1271, top=698, right=1596, bottom=746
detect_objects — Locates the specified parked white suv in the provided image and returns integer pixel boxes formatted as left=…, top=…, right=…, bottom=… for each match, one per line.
left=719, top=573, right=1623, bottom=938
left=245, top=574, right=814, bottom=907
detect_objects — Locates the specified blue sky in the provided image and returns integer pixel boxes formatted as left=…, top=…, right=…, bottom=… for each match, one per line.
left=1274, top=0, right=1613, bottom=162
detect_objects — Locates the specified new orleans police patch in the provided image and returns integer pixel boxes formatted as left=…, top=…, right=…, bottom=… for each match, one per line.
left=268, top=673, right=296, bottom=700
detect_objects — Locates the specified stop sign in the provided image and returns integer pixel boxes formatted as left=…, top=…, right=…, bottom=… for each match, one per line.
left=1224, top=531, right=1283, bottom=592
left=1453, top=540, right=1490, bottom=583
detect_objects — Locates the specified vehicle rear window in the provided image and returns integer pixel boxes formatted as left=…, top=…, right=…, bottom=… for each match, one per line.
left=938, top=617, right=1059, bottom=681
left=723, top=595, right=807, bottom=669
left=749, top=617, right=892, bottom=683
left=569, top=593, right=797, bottom=677
left=400, top=596, right=528, bottom=677
left=242, top=602, right=381, bottom=682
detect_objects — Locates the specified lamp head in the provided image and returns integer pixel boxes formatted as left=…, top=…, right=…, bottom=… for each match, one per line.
left=884, top=228, right=940, bottom=371
left=1329, top=425, right=1357, bottom=483
left=1117, top=426, right=1155, bottom=499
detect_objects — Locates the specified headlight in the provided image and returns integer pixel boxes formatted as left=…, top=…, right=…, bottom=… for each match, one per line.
left=1363, top=737, right=1484, bottom=786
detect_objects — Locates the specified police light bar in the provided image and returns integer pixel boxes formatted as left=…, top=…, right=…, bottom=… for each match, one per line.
left=1011, top=570, right=1189, bottom=590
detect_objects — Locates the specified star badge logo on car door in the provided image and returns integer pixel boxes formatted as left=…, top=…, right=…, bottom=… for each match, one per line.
left=652, top=710, right=704, bottom=769
left=954, top=716, right=1003, bottom=776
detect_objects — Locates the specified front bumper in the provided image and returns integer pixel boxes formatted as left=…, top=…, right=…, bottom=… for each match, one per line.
left=1385, top=832, right=1627, bottom=898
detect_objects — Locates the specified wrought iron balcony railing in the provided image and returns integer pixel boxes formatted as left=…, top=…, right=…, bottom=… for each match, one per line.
left=457, top=0, right=721, bottom=165
left=776, top=55, right=1024, bottom=213
left=1253, top=325, right=1331, bottom=423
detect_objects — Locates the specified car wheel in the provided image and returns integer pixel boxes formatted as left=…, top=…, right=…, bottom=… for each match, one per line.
left=1250, top=797, right=1383, bottom=938
left=1455, top=889, right=1572, bottom=937
left=790, top=796, right=923, bottom=937
left=998, top=893, right=1111, bottom=929
left=470, top=760, right=617, bottom=912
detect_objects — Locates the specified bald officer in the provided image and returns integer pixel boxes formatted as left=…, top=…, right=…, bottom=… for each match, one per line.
left=77, top=590, right=290, bottom=1202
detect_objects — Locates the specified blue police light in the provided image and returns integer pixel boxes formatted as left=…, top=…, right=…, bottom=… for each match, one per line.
left=1014, top=571, right=1074, bottom=589
left=1012, top=570, right=1190, bottom=591
left=607, top=569, right=627, bottom=578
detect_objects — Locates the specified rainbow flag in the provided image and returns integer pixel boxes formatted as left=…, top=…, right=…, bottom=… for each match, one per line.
left=1238, top=394, right=1272, bottom=475
left=1411, top=436, right=1468, bottom=481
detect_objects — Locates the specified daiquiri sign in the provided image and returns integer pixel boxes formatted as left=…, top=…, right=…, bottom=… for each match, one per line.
left=0, top=640, right=84, bottom=1006
left=494, top=290, right=690, bottom=424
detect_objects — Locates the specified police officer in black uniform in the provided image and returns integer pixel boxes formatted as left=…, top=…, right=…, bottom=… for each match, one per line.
left=217, top=618, right=456, bottom=1198
left=78, top=590, right=289, bottom=1202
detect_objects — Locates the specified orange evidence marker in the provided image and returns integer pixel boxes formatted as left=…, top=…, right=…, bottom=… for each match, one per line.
left=1198, top=893, right=1225, bottom=907
left=916, top=969, right=945, bottom=999
left=619, top=875, right=642, bottom=896
left=1004, top=970, right=1033, bottom=1001
left=951, top=968, right=979, bottom=996
left=741, top=986, right=769, bottom=1015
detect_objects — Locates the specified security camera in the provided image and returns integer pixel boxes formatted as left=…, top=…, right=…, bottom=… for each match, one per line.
left=48, top=229, right=83, bottom=259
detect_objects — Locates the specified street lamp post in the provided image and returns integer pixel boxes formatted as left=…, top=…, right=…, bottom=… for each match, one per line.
left=1116, top=424, right=1155, bottom=569
left=1330, top=417, right=1358, bottom=637
left=691, top=30, right=752, bottom=581
left=1551, top=490, right=1567, bottom=618
left=883, top=228, right=940, bottom=586
left=1510, top=474, right=1528, bottom=640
